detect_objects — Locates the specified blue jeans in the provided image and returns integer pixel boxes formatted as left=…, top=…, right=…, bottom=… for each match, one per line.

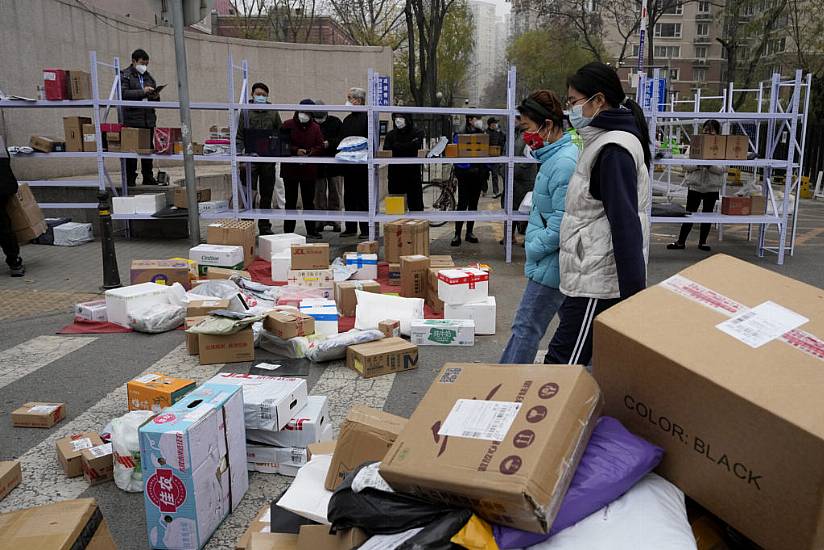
left=500, top=279, right=565, bottom=364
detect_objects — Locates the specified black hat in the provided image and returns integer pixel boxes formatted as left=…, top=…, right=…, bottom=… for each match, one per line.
left=251, top=82, right=269, bottom=94
left=299, top=98, right=315, bottom=105
left=488, top=117, right=499, bottom=124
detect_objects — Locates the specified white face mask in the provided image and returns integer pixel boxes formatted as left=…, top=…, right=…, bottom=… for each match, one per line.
left=394, top=117, right=406, bottom=130
left=345, top=100, right=354, bottom=107
left=135, top=64, right=148, bottom=75
left=473, top=119, right=484, bottom=130
left=298, top=113, right=311, bottom=124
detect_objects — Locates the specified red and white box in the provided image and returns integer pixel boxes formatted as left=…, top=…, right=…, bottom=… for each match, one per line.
left=437, top=268, right=489, bottom=305
left=245, top=395, right=332, bottom=448
left=43, top=69, right=69, bottom=100
left=153, top=127, right=182, bottom=155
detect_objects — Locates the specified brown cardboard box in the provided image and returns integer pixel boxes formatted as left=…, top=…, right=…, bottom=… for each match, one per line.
left=127, top=373, right=196, bottom=412
left=426, top=268, right=446, bottom=314
left=400, top=255, right=430, bottom=298
left=63, top=116, right=92, bottom=152
left=207, top=219, right=257, bottom=267
left=325, top=406, right=407, bottom=490
left=357, top=240, right=379, bottom=254
left=130, top=259, right=191, bottom=288
left=690, top=135, right=726, bottom=160
left=67, top=70, right=92, bottom=99
left=592, top=254, right=824, bottom=550
left=429, top=255, right=455, bottom=268
left=0, top=461, right=22, bottom=502
left=750, top=195, right=767, bottom=215
left=721, top=196, right=751, bottom=216
left=80, top=443, right=114, bottom=486
left=263, top=311, right=315, bottom=339
left=56, top=432, right=103, bottom=478
left=378, top=319, right=400, bottom=338
left=120, top=127, right=152, bottom=153
left=307, top=440, right=336, bottom=460
left=198, top=327, right=254, bottom=365
left=458, top=144, right=490, bottom=157
left=445, top=143, right=459, bottom=157
left=7, top=183, right=47, bottom=243
left=725, top=135, right=748, bottom=160
left=489, top=145, right=502, bottom=156
left=346, top=337, right=418, bottom=379
left=376, top=150, right=392, bottom=158
left=173, top=187, right=212, bottom=209
left=291, top=243, right=330, bottom=270
left=388, top=263, right=401, bottom=286
left=334, top=279, right=381, bottom=317
left=29, top=135, right=65, bottom=153
left=380, top=363, right=602, bottom=534
left=185, top=316, right=209, bottom=355
left=0, top=498, right=117, bottom=549
left=250, top=533, right=299, bottom=550
left=384, top=219, right=429, bottom=263
left=187, top=299, right=230, bottom=317
left=82, top=123, right=97, bottom=152
left=297, top=525, right=368, bottom=550
left=106, top=131, right=121, bottom=152
left=236, top=503, right=271, bottom=550
left=206, top=267, right=251, bottom=280
left=12, top=402, right=66, bottom=428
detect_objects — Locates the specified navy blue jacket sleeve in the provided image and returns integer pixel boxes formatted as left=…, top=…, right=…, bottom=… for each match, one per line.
left=590, top=144, right=646, bottom=297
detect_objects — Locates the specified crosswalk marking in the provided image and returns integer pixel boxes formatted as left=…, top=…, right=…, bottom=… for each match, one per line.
left=0, top=336, right=96, bottom=391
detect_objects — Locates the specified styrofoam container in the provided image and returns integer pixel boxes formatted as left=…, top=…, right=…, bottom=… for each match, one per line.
left=112, top=197, right=136, bottom=215
left=411, top=319, right=475, bottom=346
left=301, top=304, right=339, bottom=336
left=271, top=250, right=292, bottom=283
left=207, top=373, right=308, bottom=432
left=198, top=200, right=229, bottom=214
left=189, top=244, right=244, bottom=271
left=260, top=233, right=306, bottom=260
left=133, top=193, right=167, bottom=215
left=444, top=296, right=497, bottom=335
left=53, top=222, right=93, bottom=246
left=344, top=252, right=378, bottom=280
left=246, top=396, right=331, bottom=448
left=437, top=268, right=489, bottom=305
left=105, top=282, right=170, bottom=329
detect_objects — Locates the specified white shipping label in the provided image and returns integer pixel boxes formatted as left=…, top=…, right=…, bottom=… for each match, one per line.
left=717, top=301, right=809, bottom=348
left=83, top=134, right=95, bottom=142
left=70, top=438, right=94, bottom=452
left=134, top=373, right=161, bottom=384
left=88, top=443, right=112, bottom=458
left=438, top=399, right=521, bottom=441
left=28, top=404, right=60, bottom=414
left=44, top=72, right=56, bottom=81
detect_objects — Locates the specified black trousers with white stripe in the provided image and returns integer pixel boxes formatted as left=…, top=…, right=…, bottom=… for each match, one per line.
left=544, top=296, right=622, bottom=366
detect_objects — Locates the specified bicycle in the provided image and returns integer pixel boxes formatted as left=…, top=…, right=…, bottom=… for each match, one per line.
left=421, top=164, right=458, bottom=227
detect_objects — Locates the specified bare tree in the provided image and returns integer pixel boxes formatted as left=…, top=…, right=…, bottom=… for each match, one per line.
left=537, top=0, right=609, bottom=62
left=325, top=0, right=405, bottom=46
left=227, top=0, right=269, bottom=39
left=229, top=0, right=319, bottom=43
left=404, top=0, right=458, bottom=106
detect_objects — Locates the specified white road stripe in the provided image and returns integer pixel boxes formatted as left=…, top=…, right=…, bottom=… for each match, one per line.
left=0, top=336, right=96, bottom=390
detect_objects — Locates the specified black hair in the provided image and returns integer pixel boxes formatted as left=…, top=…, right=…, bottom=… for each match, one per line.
left=517, top=91, right=564, bottom=131
left=567, top=62, right=652, bottom=167
left=703, top=120, right=721, bottom=134
left=131, top=49, right=149, bottom=62
left=251, top=82, right=269, bottom=95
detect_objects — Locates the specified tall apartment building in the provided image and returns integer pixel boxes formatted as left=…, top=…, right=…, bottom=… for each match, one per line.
left=510, top=0, right=546, bottom=38
left=467, top=0, right=500, bottom=105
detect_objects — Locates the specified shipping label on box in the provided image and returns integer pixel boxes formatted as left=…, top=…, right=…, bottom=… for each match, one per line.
left=344, top=252, right=378, bottom=281
left=287, top=270, right=334, bottom=295
left=246, top=396, right=330, bottom=449
left=207, top=373, right=309, bottom=432
left=12, top=402, right=66, bottom=428
left=263, top=311, right=315, bottom=339
left=380, top=363, right=602, bottom=533
left=291, top=243, right=330, bottom=270
left=259, top=233, right=306, bottom=260
left=0, top=461, right=22, bottom=502
left=75, top=300, right=107, bottom=322
left=56, top=432, right=103, bottom=478
left=127, top=373, right=196, bottom=413
left=445, top=296, right=497, bottom=335
left=437, top=268, right=489, bottom=305
left=43, top=68, right=68, bottom=100
left=357, top=240, right=379, bottom=255
left=139, top=382, right=248, bottom=550
left=411, top=319, right=475, bottom=346
left=400, top=255, right=430, bottom=298
left=80, top=443, right=114, bottom=486
left=198, top=327, right=254, bottom=365
left=190, top=244, right=245, bottom=276
left=207, top=219, right=257, bottom=267
left=130, top=259, right=191, bottom=289
left=346, top=337, right=419, bottom=379
left=198, top=200, right=229, bottom=214
left=173, top=187, right=211, bottom=209
left=334, top=280, right=381, bottom=317
left=246, top=444, right=307, bottom=468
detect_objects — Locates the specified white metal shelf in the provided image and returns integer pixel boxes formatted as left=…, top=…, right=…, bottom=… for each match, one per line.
left=374, top=209, right=509, bottom=223
left=655, top=111, right=797, bottom=121
left=655, top=157, right=796, bottom=169
left=236, top=155, right=363, bottom=165
left=374, top=157, right=509, bottom=165
left=102, top=152, right=231, bottom=162
left=200, top=209, right=371, bottom=222
left=21, top=179, right=99, bottom=187
left=11, top=151, right=99, bottom=159
left=111, top=213, right=170, bottom=220
left=651, top=213, right=782, bottom=225
left=0, top=99, right=94, bottom=108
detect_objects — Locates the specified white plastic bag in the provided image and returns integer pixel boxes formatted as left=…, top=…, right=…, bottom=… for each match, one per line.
left=519, top=191, right=533, bottom=214
left=337, top=136, right=368, bottom=151
left=112, top=410, right=154, bottom=492
left=354, top=290, right=424, bottom=336
left=305, top=329, right=384, bottom=362
left=128, top=304, right=185, bottom=333
left=259, top=331, right=314, bottom=358
left=189, top=280, right=252, bottom=312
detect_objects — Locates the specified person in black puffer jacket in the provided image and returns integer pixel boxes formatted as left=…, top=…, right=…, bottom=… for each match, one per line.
left=383, top=113, right=425, bottom=211
left=0, top=136, right=24, bottom=276
left=120, top=49, right=159, bottom=186
left=339, top=87, right=369, bottom=238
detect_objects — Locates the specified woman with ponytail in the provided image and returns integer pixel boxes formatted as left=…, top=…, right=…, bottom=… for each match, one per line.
left=544, top=62, right=652, bottom=366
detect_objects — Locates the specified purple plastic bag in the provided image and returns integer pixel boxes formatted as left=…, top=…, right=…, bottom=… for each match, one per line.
left=493, top=416, right=664, bottom=549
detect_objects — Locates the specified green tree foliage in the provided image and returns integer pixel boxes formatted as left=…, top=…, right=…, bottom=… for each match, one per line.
left=507, top=29, right=596, bottom=98
left=436, top=0, right=474, bottom=106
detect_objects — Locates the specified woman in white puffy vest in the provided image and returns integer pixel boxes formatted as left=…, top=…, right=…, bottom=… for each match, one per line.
left=544, top=62, right=652, bottom=366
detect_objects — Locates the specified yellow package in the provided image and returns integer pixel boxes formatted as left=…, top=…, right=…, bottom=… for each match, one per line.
left=451, top=514, right=499, bottom=550
left=170, top=257, right=200, bottom=284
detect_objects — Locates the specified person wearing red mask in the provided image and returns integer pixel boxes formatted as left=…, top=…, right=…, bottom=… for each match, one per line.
left=500, top=90, right=578, bottom=364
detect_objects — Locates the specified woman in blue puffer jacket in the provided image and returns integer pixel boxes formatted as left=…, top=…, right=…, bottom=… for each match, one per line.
left=500, top=90, right=579, bottom=363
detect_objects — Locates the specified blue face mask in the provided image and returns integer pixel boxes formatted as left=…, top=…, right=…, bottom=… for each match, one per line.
left=569, top=96, right=596, bottom=129
left=253, top=95, right=268, bottom=104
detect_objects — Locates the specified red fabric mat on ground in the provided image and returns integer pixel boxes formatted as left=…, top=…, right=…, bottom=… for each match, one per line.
left=58, top=320, right=133, bottom=334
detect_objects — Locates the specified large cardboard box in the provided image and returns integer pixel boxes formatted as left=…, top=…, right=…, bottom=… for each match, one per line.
left=334, top=279, right=381, bottom=317
left=0, top=498, right=116, bottom=549
left=324, top=406, right=407, bottom=491
left=6, top=183, right=46, bottom=243
left=689, top=135, right=726, bottom=160
left=264, top=311, right=315, bottom=339
left=63, top=116, right=92, bottom=152
left=173, top=187, right=211, bottom=209
left=198, top=327, right=255, bottom=365
left=207, top=220, right=257, bottom=267
left=130, top=259, right=191, bottom=288
left=346, top=337, right=419, bottom=379
left=12, top=402, right=66, bottom=428
left=120, top=127, right=153, bottom=153
left=291, top=243, right=330, bottom=270
left=384, top=219, right=429, bottom=263
left=67, top=70, right=92, bottom=100
left=381, top=363, right=602, bottom=534
left=127, top=373, right=196, bottom=413
left=593, top=254, right=824, bottom=550
left=400, top=255, right=430, bottom=298
left=208, top=373, right=308, bottom=432
left=0, top=461, right=21, bottom=501
left=140, top=382, right=248, bottom=550
left=56, top=432, right=104, bottom=477
left=437, top=268, right=489, bottom=305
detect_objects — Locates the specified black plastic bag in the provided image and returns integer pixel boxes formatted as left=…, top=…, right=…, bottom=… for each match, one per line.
left=398, top=509, right=473, bottom=550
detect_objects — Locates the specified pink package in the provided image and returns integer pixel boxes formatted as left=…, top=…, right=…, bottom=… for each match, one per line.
left=276, top=286, right=328, bottom=308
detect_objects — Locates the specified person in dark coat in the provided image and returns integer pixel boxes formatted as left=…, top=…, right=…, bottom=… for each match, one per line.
left=339, top=87, right=369, bottom=239
left=0, top=136, right=24, bottom=276
left=452, top=114, right=490, bottom=246
left=281, top=99, right=324, bottom=238
left=120, top=49, right=159, bottom=186
left=486, top=117, right=506, bottom=197
left=500, top=115, right=536, bottom=243
left=313, top=101, right=343, bottom=232
left=383, top=113, right=425, bottom=211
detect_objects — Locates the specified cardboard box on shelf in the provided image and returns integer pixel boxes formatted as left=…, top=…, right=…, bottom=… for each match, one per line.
left=127, top=373, right=196, bottom=413
left=120, top=127, right=153, bottom=153
left=198, top=327, right=255, bottom=365
left=357, top=240, right=379, bottom=254
left=190, top=244, right=245, bottom=276
left=153, top=127, right=182, bottom=155
left=133, top=193, right=166, bottom=215
left=207, top=267, right=251, bottom=280
left=129, top=259, right=190, bottom=288
left=385, top=195, right=407, bottom=215
left=264, top=311, right=315, bottom=339
left=43, top=68, right=69, bottom=100
left=173, top=187, right=211, bottom=209
left=185, top=316, right=208, bottom=355
left=287, top=269, right=334, bottom=296
left=592, top=254, right=824, bottom=550
left=381, top=363, right=602, bottom=533
left=186, top=299, right=230, bottom=317
left=207, top=219, right=257, bottom=267
left=344, top=252, right=378, bottom=280
left=67, top=70, right=92, bottom=99
left=259, top=233, right=306, bottom=260
left=105, top=131, right=121, bottom=152
left=80, top=443, right=114, bottom=486
left=29, top=135, right=65, bottom=153
left=388, top=263, right=401, bottom=286
left=334, top=280, right=381, bottom=317
left=247, top=395, right=331, bottom=448
left=489, top=145, right=502, bottom=156
left=81, top=123, right=97, bottom=152
left=725, top=135, right=748, bottom=160
left=750, top=194, right=767, bottom=215
left=0, top=461, right=21, bottom=502
left=721, top=196, right=752, bottom=216
left=208, top=373, right=308, bottom=432
left=74, top=299, right=107, bottom=322
left=411, top=319, right=475, bottom=346
left=7, top=183, right=47, bottom=243
left=12, top=402, right=66, bottom=428
left=111, top=196, right=135, bottom=215
left=271, top=251, right=291, bottom=283
left=400, top=255, right=430, bottom=298
left=438, top=268, right=489, bottom=305
left=140, top=381, right=248, bottom=550
left=689, top=135, right=726, bottom=160
left=346, top=337, right=419, bottom=379
left=56, top=432, right=104, bottom=478
left=378, top=319, right=400, bottom=338
left=458, top=144, right=490, bottom=157
left=445, top=143, right=459, bottom=157
left=325, top=406, right=408, bottom=491
left=297, top=525, right=368, bottom=550
left=104, top=282, right=170, bottom=328
left=0, top=498, right=117, bottom=549
left=63, top=116, right=92, bottom=152
left=376, top=150, right=392, bottom=158
left=384, top=219, right=429, bottom=263
left=291, top=243, right=330, bottom=270
left=445, top=296, right=497, bottom=335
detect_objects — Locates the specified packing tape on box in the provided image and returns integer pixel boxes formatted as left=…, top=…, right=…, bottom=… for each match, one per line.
left=661, top=274, right=824, bottom=361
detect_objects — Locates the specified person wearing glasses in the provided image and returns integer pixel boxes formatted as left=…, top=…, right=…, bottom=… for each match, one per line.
left=544, top=62, right=652, bottom=366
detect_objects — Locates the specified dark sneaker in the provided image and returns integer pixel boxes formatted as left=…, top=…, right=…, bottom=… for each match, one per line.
left=308, top=232, right=324, bottom=240
left=10, top=261, right=25, bottom=277
left=666, top=242, right=685, bottom=250
left=358, top=233, right=369, bottom=240
left=340, top=230, right=357, bottom=238
left=259, top=228, right=274, bottom=236
left=451, top=236, right=461, bottom=247
left=698, top=244, right=712, bottom=252
left=465, top=233, right=479, bottom=244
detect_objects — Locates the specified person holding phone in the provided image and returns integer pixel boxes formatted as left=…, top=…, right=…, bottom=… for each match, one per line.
left=120, top=49, right=159, bottom=186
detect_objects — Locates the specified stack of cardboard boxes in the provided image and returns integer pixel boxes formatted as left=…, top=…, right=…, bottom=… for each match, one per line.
left=261, top=233, right=306, bottom=282
left=288, top=243, right=333, bottom=299
left=430, top=266, right=496, bottom=338
left=456, top=133, right=490, bottom=157
left=384, top=219, right=429, bottom=285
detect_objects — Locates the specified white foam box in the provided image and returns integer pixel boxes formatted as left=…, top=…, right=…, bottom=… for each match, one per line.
left=75, top=299, right=107, bottom=322
left=139, top=381, right=248, bottom=550
left=444, top=296, right=497, bottom=335
left=246, top=396, right=331, bottom=448
left=246, top=444, right=307, bottom=470
left=133, top=193, right=167, bottom=215
left=271, top=250, right=292, bottom=283
left=189, top=244, right=245, bottom=276
left=207, top=373, right=308, bottom=432
left=259, top=233, right=306, bottom=260
left=112, top=196, right=136, bottom=215
left=410, top=319, right=475, bottom=346
left=197, top=200, right=229, bottom=214
left=53, top=222, right=93, bottom=246
left=104, top=282, right=170, bottom=328
left=300, top=299, right=338, bottom=336
left=437, top=268, right=490, bottom=305
left=344, top=252, right=378, bottom=281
